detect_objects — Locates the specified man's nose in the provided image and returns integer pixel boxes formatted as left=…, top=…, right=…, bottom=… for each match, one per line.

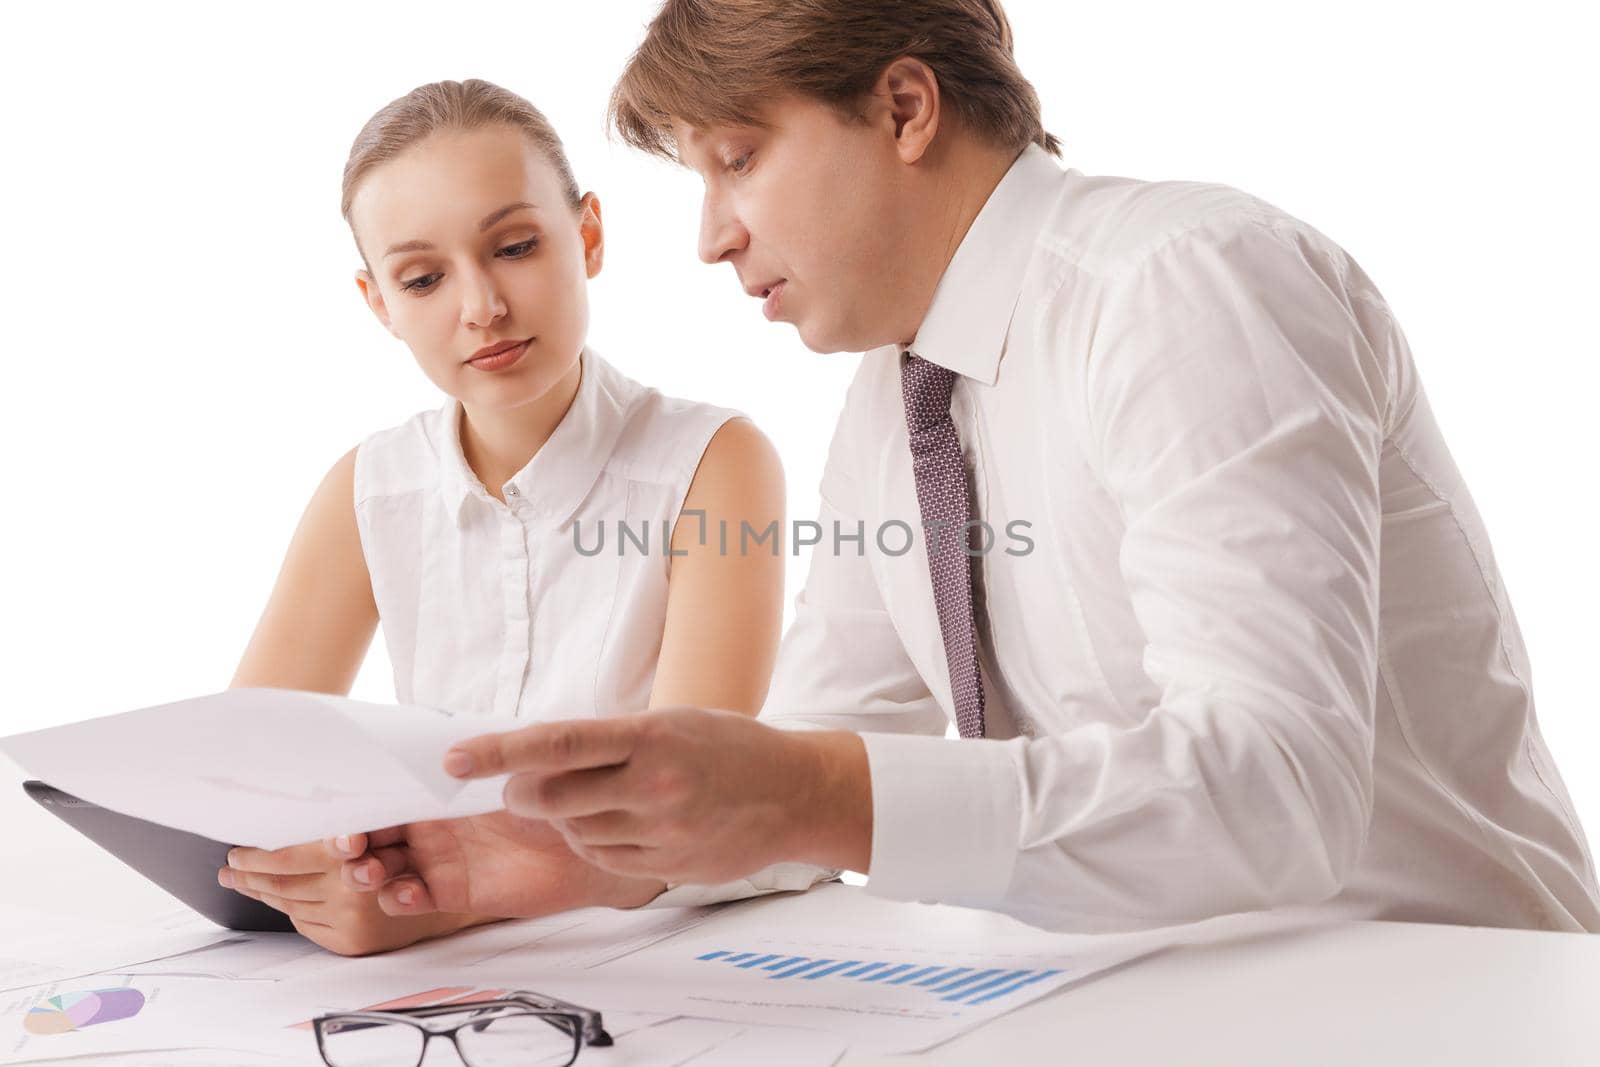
left=697, top=193, right=750, bottom=265
left=459, top=264, right=508, bottom=328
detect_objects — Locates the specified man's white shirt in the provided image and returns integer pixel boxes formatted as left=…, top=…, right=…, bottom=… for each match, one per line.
left=651, top=145, right=1600, bottom=933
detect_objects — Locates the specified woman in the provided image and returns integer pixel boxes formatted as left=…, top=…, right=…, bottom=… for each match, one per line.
left=217, top=79, right=786, bottom=955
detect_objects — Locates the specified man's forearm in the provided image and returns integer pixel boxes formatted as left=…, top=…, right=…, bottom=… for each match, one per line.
left=782, top=729, right=873, bottom=873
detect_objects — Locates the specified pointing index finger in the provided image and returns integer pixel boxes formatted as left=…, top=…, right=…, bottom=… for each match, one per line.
left=445, top=719, right=639, bottom=780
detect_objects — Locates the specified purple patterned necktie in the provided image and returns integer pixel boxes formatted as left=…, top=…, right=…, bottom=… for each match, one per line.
left=901, top=350, right=986, bottom=738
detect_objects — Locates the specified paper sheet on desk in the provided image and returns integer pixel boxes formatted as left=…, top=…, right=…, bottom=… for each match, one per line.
left=514, top=883, right=1162, bottom=1054
left=0, top=688, right=511, bottom=848
left=0, top=907, right=234, bottom=995
left=2, top=975, right=266, bottom=1064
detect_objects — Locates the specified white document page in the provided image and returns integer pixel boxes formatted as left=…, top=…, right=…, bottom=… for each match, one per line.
left=0, top=688, right=513, bottom=848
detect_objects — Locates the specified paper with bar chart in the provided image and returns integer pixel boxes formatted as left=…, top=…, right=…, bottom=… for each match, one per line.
left=549, top=927, right=1153, bottom=1053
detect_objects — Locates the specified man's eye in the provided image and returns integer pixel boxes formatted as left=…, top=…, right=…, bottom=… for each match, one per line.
left=498, top=238, right=539, bottom=257
left=400, top=273, right=441, bottom=293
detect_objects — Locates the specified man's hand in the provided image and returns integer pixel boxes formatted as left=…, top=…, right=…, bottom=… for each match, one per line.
left=439, top=707, right=873, bottom=884
left=218, top=840, right=488, bottom=956
left=333, top=811, right=668, bottom=919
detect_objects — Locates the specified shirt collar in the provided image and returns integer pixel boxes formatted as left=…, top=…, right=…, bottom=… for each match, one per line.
left=906, top=143, right=1072, bottom=385
left=437, top=345, right=628, bottom=528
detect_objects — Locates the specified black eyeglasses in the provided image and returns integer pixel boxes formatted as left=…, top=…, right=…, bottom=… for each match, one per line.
left=312, top=990, right=612, bottom=1067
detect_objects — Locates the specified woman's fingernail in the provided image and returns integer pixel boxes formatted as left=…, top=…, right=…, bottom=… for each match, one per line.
left=443, top=751, right=474, bottom=778
left=398, top=887, right=415, bottom=906
left=353, top=864, right=371, bottom=886
left=218, top=869, right=234, bottom=888
left=226, top=849, right=239, bottom=868
left=335, top=835, right=351, bottom=855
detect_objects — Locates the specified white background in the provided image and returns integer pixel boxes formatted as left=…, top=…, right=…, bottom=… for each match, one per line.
left=2, top=3, right=1596, bottom=844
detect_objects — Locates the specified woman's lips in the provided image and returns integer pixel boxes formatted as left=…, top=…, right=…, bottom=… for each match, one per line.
left=467, top=339, right=530, bottom=372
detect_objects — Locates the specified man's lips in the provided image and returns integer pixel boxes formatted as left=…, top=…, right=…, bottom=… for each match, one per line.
left=760, top=280, right=788, bottom=321
left=743, top=279, right=786, bottom=299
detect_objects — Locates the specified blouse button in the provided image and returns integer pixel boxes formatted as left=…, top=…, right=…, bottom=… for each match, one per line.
left=505, top=485, right=520, bottom=497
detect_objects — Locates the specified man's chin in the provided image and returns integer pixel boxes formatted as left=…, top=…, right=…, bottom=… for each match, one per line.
left=792, top=316, right=865, bottom=356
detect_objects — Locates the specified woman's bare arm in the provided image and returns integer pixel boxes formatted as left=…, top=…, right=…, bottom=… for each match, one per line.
left=648, top=418, right=786, bottom=714
left=230, top=446, right=378, bottom=695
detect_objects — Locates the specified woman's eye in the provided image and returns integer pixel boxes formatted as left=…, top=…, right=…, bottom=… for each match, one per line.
left=728, top=152, right=752, bottom=174
left=400, top=273, right=441, bottom=293
left=498, top=238, right=539, bottom=258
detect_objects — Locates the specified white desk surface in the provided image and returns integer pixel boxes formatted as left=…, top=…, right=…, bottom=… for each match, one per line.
left=5, top=757, right=1596, bottom=1066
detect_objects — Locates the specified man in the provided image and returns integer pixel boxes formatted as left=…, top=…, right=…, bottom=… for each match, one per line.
left=337, top=0, right=1600, bottom=934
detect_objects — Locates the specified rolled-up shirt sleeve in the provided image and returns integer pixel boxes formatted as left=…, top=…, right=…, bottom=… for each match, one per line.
left=861, top=217, right=1391, bottom=931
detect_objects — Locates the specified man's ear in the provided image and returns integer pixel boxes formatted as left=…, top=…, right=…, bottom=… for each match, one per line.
left=354, top=269, right=398, bottom=336
left=876, top=56, right=942, bottom=165
left=578, top=193, right=605, bottom=279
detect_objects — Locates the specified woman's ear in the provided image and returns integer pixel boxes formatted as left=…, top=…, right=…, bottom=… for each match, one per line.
left=354, top=269, right=399, bottom=337
left=578, top=193, right=605, bottom=279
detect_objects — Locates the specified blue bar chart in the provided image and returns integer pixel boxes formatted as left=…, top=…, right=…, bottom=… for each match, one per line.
left=694, top=949, right=1063, bottom=1006
left=572, top=913, right=1150, bottom=1055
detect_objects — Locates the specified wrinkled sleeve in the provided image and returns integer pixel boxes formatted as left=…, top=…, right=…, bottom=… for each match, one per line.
left=857, top=216, right=1390, bottom=930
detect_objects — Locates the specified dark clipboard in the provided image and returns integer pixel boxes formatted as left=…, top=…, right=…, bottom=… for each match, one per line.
left=23, top=779, right=297, bottom=933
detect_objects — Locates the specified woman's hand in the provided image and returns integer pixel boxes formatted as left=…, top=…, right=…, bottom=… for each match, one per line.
left=332, top=810, right=667, bottom=919
left=218, top=840, right=492, bottom=956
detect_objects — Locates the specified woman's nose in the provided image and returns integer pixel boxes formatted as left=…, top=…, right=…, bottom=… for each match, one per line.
left=459, top=267, right=508, bottom=328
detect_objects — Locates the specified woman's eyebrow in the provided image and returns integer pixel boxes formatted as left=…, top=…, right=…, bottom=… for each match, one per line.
left=382, top=201, right=539, bottom=258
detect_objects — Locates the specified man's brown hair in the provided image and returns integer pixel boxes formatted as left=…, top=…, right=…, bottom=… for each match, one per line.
left=608, top=0, right=1061, bottom=162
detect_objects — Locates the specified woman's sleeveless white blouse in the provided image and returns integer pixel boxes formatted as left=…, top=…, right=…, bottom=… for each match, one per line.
left=353, top=346, right=742, bottom=720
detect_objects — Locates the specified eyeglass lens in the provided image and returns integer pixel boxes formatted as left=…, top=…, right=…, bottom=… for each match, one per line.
left=319, top=1011, right=581, bottom=1067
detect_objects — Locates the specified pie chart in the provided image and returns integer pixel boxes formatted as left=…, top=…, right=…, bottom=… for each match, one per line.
left=24, top=988, right=146, bottom=1035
